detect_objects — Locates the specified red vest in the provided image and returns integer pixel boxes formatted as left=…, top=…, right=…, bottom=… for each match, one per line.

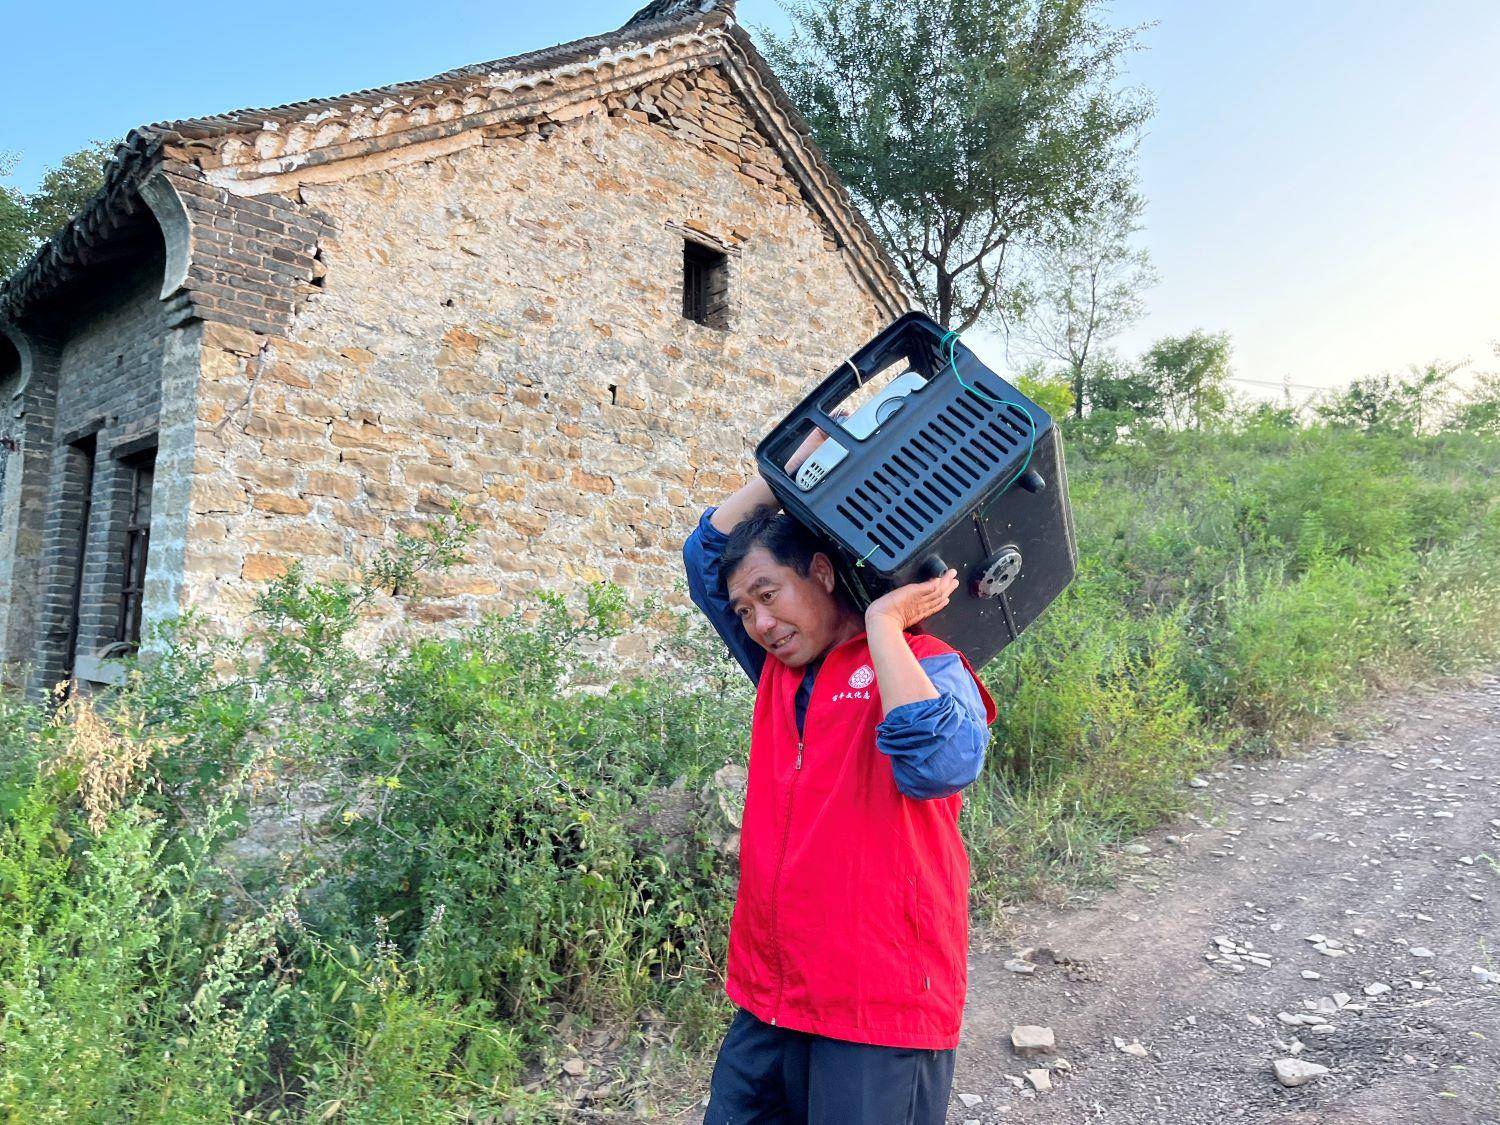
left=724, top=630, right=997, bottom=1050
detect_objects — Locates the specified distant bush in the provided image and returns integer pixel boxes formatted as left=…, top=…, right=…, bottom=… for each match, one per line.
left=960, top=423, right=1500, bottom=907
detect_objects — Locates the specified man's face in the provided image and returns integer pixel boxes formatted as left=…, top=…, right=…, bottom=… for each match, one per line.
left=726, top=546, right=845, bottom=668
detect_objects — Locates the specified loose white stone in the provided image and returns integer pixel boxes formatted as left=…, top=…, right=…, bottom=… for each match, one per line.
left=1025, top=1068, right=1052, bottom=1092
left=1274, top=1058, right=1330, bottom=1087
left=1301, top=970, right=1322, bottom=980
left=1295, top=1013, right=1327, bottom=1026
left=1363, top=982, right=1391, bottom=996
left=1010, top=1025, right=1055, bottom=1056
left=1113, top=1037, right=1148, bottom=1058
left=1410, top=947, right=1435, bottom=958
left=957, top=1092, right=983, bottom=1108
left=1004, top=958, right=1036, bottom=975
left=1188, top=776, right=1209, bottom=788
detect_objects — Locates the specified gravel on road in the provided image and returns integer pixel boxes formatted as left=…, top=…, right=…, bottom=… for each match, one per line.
left=950, top=673, right=1500, bottom=1125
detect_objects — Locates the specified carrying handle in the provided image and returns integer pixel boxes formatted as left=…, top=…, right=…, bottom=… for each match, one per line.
left=760, top=313, right=945, bottom=473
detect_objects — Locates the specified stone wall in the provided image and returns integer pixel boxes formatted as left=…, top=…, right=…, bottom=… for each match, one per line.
left=180, top=63, right=891, bottom=650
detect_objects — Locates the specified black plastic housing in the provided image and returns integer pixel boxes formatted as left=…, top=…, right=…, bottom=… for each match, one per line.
left=756, top=311, right=1078, bottom=670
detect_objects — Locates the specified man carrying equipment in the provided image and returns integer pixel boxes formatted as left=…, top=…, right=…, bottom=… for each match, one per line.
left=683, top=425, right=996, bottom=1124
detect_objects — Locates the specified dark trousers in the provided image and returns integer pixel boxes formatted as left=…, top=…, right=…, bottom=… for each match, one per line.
left=703, top=1008, right=956, bottom=1125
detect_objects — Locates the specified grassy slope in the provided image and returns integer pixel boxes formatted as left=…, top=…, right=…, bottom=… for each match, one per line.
left=2, top=423, right=1497, bottom=1119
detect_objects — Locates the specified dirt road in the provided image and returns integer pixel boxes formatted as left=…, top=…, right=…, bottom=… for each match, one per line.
left=950, top=673, right=1500, bottom=1125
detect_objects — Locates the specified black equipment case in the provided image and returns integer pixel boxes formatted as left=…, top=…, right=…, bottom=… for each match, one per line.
left=756, top=311, right=1077, bottom=671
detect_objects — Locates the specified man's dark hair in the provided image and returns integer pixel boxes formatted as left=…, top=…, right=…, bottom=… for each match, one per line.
left=718, top=505, right=827, bottom=598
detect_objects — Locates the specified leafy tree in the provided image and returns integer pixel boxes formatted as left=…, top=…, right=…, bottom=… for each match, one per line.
left=1315, top=360, right=1458, bottom=435
left=1084, top=353, right=1159, bottom=417
left=1139, top=330, right=1232, bottom=430
left=1013, top=192, right=1156, bottom=417
left=1234, top=398, right=1300, bottom=431
left=1446, top=349, right=1500, bottom=435
left=0, top=141, right=116, bottom=279
left=763, top=0, right=1151, bottom=331
left=1014, top=360, right=1075, bottom=421
left=0, top=154, right=30, bottom=279
left=1069, top=352, right=1159, bottom=447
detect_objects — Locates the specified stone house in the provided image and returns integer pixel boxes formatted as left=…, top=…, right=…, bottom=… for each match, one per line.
left=0, top=0, right=910, bottom=696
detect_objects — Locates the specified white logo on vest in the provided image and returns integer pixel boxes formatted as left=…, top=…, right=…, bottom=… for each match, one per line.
left=848, top=664, right=875, bottom=689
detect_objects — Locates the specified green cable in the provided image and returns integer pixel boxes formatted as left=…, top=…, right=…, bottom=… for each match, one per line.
left=940, top=329, right=1038, bottom=496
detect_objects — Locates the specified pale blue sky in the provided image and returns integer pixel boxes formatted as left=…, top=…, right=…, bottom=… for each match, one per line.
left=3, top=1, right=1496, bottom=398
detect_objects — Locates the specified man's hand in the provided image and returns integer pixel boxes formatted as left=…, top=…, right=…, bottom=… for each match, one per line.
left=709, top=412, right=847, bottom=535
left=784, top=410, right=849, bottom=473
left=864, top=570, right=957, bottom=714
left=864, top=570, right=959, bottom=633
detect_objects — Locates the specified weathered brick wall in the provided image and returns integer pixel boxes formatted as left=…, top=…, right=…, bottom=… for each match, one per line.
left=31, top=257, right=168, bottom=690
left=181, top=64, right=890, bottom=649
left=0, top=329, right=61, bottom=686
left=145, top=164, right=328, bottom=336
left=0, top=356, right=18, bottom=673
left=0, top=359, right=15, bottom=519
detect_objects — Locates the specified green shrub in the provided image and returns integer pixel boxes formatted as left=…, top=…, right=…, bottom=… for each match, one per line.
left=0, top=776, right=289, bottom=1121
left=1, top=423, right=1497, bottom=1118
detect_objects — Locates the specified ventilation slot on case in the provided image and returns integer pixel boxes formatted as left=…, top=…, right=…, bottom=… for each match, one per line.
left=831, top=384, right=1030, bottom=566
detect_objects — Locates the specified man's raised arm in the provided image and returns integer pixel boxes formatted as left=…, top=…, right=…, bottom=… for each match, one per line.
left=681, top=424, right=837, bottom=682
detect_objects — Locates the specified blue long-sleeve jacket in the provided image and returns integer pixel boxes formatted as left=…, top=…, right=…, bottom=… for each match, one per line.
left=682, top=508, right=990, bottom=800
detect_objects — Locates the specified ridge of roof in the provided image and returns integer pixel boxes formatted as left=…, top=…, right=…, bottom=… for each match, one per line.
left=1, top=0, right=914, bottom=326
left=0, top=4, right=734, bottom=320
left=624, top=1, right=734, bottom=27
left=155, top=1, right=736, bottom=141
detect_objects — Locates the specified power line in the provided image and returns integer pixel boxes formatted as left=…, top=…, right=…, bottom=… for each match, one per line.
left=1226, top=375, right=1330, bottom=392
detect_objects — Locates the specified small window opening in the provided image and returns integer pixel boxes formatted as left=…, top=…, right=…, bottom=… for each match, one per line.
left=608, top=383, right=618, bottom=405
left=115, top=450, right=156, bottom=651
left=683, top=239, right=729, bottom=330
